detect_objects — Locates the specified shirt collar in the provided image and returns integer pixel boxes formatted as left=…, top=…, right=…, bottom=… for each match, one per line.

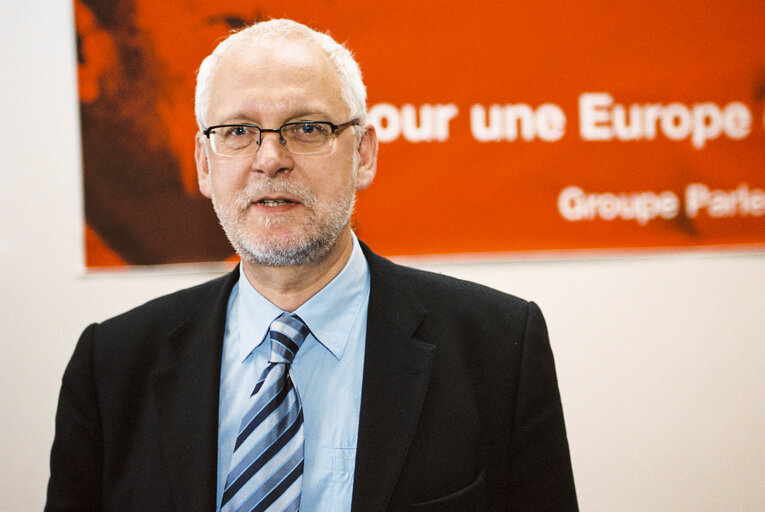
left=235, top=234, right=370, bottom=363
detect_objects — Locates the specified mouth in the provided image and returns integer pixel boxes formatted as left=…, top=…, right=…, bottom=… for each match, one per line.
left=249, top=194, right=304, bottom=211
left=257, top=198, right=296, bottom=207
left=239, top=182, right=317, bottom=211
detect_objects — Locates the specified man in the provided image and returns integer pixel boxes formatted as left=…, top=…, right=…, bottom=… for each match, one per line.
left=47, top=19, right=577, bottom=512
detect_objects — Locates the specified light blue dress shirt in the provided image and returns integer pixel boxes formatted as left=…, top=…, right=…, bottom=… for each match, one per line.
left=216, top=236, right=370, bottom=511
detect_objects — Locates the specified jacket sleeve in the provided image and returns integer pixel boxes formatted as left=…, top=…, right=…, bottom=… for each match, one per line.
left=507, top=302, right=578, bottom=511
left=45, top=324, right=104, bottom=512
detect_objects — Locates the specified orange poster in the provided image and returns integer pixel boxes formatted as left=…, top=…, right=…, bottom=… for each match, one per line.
left=76, top=0, right=765, bottom=267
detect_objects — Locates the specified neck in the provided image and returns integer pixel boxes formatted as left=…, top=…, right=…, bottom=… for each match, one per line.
left=241, top=229, right=354, bottom=312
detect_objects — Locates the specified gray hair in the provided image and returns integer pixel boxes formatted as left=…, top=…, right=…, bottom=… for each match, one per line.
left=195, top=19, right=367, bottom=131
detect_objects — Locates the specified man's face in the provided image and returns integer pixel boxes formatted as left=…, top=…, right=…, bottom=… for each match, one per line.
left=195, top=37, right=376, bottom=267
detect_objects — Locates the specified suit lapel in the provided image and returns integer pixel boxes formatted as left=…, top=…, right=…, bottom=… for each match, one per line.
left=150, top=269, right=238, bottom=512
left=144, top=248, right=433, bottom=512
left=352, top=245, right=436, bottom=512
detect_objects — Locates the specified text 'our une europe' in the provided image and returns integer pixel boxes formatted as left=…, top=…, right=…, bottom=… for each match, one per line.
left=369, top=94, right=760, bottom=149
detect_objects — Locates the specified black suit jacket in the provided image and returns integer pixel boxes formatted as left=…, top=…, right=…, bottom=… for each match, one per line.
left=46, top=243, right=577, bottom=511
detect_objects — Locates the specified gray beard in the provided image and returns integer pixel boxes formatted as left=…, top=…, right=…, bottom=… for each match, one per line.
left=212, top=179, right=356, bottom=267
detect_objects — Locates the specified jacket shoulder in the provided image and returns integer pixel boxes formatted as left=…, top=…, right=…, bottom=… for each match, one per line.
left=365, top=247, right=531, bottom=314
left=97, top=271, right=235, bottom=335
left=396, top=261, right=526, bottom=304
left=91, top=270, right=238, bottom=355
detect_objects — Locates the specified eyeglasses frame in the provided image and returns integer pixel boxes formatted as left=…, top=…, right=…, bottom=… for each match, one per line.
left=202, top=119, right=359, bottom=156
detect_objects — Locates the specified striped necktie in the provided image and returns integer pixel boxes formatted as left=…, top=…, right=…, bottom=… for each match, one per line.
left=221, top=313, right=309, bottom=512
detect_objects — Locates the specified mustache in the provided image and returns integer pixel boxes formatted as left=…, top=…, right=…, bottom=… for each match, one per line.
left=235, top=180, right=317, bottom=210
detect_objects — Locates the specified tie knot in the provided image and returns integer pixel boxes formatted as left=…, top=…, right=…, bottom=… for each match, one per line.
left=268, top=313, right=310, bottom=364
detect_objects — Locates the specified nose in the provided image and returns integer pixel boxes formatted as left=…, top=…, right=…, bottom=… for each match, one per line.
left=250, top=131, right=293, bottom=177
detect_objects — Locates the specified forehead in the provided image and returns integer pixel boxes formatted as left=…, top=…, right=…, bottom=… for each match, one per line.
left=206, top=37, right=348, bottom=123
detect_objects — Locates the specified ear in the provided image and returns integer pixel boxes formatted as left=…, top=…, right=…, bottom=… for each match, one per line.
left=355, top=124, right=378, bottom=192
left=195, top=132, right=213, bottom=199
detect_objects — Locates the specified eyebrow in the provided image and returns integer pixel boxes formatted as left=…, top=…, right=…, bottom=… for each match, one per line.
left=287, top=109, right=333, bottom=120
left=216, top=108, right=335, bottom=126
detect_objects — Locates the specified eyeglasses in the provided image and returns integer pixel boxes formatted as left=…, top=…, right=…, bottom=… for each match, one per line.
left=202, top=119, right=359, bottom=157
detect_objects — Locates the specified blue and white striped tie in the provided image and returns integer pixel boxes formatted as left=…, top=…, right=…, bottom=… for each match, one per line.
left=221, top=313, right=309, bottom=512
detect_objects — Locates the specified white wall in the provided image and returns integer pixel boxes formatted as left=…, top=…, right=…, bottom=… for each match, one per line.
left=1, top=3, right=763, bottom=511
